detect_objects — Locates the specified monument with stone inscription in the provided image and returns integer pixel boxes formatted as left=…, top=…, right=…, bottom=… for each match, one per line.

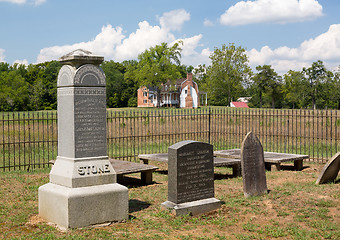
left=38, top=49, right=128, bottom=229
left=162, top=140, right=221, bottom=216
left=241, top=132, right=268, bottom=198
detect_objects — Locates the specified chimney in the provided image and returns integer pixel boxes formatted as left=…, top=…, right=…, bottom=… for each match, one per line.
left=187, top=73, right=193, bottom=81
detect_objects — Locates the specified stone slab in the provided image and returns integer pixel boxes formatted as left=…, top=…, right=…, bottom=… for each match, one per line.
left=161, top=198, right=221, bottom=216
left=109, top=159, right=158, bottom=184
left=39, top=182, right=128, bottom=229
left=162, top=140, right=221, bottom=216
left=138, top=153, right=241, bottom=177
left=213, top=157, right=241, bottom=167
left=316, top=152, right=340, bottom=184
left=138, top=153, right=168, bottom=164
left=241, top=132, right=267, bottom=197
left=215, top=149, right=308, bottom=171
left=59, top=49, right=104, bottom=68
left=49, top=156, right=116, bottom=188
left=213, top=157, right=242, bottom=177
left=214, top=149, right=241, bottom=159
left=168, top=140, right=215, bottom=204
left=57, top=86, right=107, bottom=159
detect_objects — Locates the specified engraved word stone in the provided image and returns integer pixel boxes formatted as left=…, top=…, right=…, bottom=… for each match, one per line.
left=241, top=132, right=268, bottom=198
left=162, top=140, right=221, bottom=216
left=38, top=49, right=128, bottom=229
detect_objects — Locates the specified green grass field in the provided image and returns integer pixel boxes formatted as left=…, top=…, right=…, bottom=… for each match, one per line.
left=0, top=162, right=339, bottom=239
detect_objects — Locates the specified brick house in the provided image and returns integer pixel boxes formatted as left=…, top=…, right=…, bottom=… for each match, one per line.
left=137, top=73, right=207, bottom=108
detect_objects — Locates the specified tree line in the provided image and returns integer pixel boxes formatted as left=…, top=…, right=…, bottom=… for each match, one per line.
left=0, top=42, right=339, bottom=111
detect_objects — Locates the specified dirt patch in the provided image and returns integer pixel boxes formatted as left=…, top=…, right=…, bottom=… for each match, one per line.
left=27, top=215, right=45, bottom=226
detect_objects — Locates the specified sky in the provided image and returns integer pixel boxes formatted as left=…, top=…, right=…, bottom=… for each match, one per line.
left=0, top=0, right=339, bottom=75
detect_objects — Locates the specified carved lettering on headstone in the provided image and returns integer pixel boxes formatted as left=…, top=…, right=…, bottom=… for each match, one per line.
left=168, top=141, right=214, bottom=204
left=241, top=132, right=267, bottom=197
left=77, top=164, right=111, bottom=176
left=162, top=140, right=221, bottom=216
left=74, top=91, right=107, bottom=158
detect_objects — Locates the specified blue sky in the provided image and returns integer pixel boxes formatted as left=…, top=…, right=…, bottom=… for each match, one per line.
left=0, top=0, right=339, bottom=74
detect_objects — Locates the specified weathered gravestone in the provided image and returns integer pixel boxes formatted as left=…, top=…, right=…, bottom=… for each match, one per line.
left=161, top=140, right=221, bottom=216
left=241, top=132, right=268, bottom=198
left=38, top=49, right=128, bottom=229
left=316, top=152, right=340, bottom=184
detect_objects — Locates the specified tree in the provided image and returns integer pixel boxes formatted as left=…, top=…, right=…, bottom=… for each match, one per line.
left=333, top=66, right=340, bottom=109
left=193, top=64, right=208, bottom=88
left=250, top=65, right=282, bottom=108
left=0, top=71, right=30, bottom=111
left=0, top=62, right=10, bottom=73
left=206, top=43, right=251, bottom=106
left=302, top=60, right=331, bottom=109
left=41, top=61, right=61, bottom=109
left=127, top=42, right=183, bottom=107
left=101, top=61, right=126, bottom=108
left=25, top=61, right=61, bottom=110
left=282, top=70, right=307, bottom=109
left=122, top=60, right=139, bottom=107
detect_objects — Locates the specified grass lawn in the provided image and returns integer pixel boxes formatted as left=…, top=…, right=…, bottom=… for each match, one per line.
left=0, top=162, right=339, bottom=239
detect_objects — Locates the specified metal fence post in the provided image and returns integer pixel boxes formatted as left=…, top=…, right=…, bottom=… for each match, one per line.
left=208, top=107, right=211, bottom=144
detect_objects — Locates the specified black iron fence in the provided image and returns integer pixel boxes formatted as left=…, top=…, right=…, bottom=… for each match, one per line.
left=1, top=108, right=339, bottom=171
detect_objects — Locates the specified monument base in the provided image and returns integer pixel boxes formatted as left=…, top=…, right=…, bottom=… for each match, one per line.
left=39, top=182, right=128, bottom=229
left=161, top=198, right=221, bottom=216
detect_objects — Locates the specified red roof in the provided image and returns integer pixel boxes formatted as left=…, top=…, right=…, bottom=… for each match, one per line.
left=231, top=102, right=249, bottom=108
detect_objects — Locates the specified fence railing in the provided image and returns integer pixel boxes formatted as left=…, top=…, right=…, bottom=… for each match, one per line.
left=1, top=108, right=339, bottom=171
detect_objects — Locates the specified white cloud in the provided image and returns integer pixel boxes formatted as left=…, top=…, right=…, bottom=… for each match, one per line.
left=37, top=25, right=125, bottom=63
left=34, top=0, right=45, bottom=6
left=247, top=24, right=340, bottom=74
left=0, top=48, right=5, bottom=62
left=172, top=35, right=211, bottom=67
left=0, top=0, right=26, bottom=4
left=0, top=0, right=46, bottom=5
left=114, top=21, right=174, bottom=62
left=203, top=19, right=214, bottom=27
left=159, top=9, right=190, bottom=31
left=13, top=59, right=28, bottom=65
left=220, top=0, right=323, bottom=26
left=36, top=9, right=207, bottom=66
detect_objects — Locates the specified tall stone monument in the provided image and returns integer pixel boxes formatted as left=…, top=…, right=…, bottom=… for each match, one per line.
left=39, top=49, right=128, bottom=229
left=241, top=132, right=268, bottom=198
left=162, top=140, right=221, bottom=216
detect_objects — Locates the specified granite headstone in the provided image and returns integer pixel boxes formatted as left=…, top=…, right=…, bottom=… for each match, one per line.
left=241, top=132, right=268, bottom=198
left=161, top=140, right=221, bottom=216
left=38, top=50, right=128, bottom=229
left=316, top=152, right=340, bottom=184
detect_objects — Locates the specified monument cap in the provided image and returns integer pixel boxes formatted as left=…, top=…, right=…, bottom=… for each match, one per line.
left=59, top=49, right=104, bottom=67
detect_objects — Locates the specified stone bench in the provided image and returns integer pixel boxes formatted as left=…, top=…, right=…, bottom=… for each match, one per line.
left=109, top=159, right=158, bottom=184
left=214, top=149, right=309, bottom=171
left=260, top=152, right=308, bottom=171
left=138, top=154, right=241, bottom=177
left=213, top=157, right=241, bottom=177
left=50, top=159, right=158, bottom=185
